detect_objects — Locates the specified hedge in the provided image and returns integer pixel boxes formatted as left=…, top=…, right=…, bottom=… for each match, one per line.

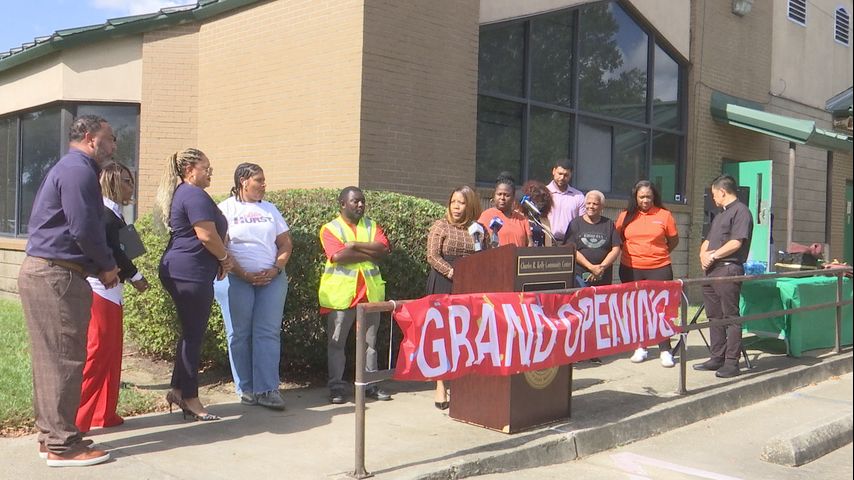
left=123, top=188, right=445, bottom=379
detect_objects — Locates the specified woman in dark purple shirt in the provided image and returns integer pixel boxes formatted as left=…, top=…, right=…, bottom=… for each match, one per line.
left=155, top=148, right=233, bottom=421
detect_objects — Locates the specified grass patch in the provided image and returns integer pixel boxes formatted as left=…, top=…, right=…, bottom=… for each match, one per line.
left=0, top=298, right=160, bottom=436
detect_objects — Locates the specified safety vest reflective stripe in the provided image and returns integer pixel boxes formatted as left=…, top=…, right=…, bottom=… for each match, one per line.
left=322, top=266, right=382, bottom=278
left=318, top=216, right=385, bottom=309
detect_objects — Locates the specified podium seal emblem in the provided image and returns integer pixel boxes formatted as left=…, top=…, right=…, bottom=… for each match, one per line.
left=523, top=367, right=558, bottom=389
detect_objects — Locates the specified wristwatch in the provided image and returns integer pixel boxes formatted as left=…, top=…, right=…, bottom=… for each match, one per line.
left=275, top=266, right=283, bottom=275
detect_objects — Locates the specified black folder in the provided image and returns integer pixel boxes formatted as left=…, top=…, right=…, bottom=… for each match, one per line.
left=118, top=224, right=146, bottom=259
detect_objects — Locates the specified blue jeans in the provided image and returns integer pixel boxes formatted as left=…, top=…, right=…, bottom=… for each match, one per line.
left=214, top=272, right=288, bottom=395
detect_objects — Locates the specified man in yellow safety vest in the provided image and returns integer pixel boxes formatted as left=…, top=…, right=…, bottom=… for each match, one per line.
left=318, top=186, right=393, bottom=404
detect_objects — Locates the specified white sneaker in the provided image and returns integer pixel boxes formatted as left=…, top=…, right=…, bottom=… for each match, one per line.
left=660, top=351, right=675, bottom=368
left=630, top=348, right=648, bottom=363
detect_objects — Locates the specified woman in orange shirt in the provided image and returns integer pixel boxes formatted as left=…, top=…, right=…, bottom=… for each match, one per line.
left=615, top=180, right=679, bottom=368
left=478, top=174, right=531, bottom=248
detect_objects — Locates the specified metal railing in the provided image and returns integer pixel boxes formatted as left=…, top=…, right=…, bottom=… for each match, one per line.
left=349, top=266, right=853, bottom=478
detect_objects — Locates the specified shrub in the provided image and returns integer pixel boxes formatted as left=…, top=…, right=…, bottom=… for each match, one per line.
left=123, top=188, right=445, bottom=380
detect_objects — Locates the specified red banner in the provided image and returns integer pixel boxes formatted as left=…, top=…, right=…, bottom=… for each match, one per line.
left=393, top=281, right=682, bottom=381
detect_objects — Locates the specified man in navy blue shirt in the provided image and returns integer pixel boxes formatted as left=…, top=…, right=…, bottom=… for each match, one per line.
left=18, top=115, right=119, bottom=467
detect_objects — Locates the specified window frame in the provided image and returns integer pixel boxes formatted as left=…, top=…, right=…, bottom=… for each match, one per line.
left=0, top=101, right=140, bottom=238
left=475, top=0, right=688, bottom=204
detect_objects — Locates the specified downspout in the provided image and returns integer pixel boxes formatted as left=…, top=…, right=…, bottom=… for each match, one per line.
left=786, top=142, right=796, bottom=249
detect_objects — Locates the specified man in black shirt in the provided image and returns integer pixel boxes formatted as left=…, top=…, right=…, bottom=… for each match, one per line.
left=694, top=175, right=754, bottom=378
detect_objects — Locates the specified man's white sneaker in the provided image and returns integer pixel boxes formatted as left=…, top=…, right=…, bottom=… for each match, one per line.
left=630, top=348, right=648, bottom=363
left=660, top=350, right=675, bottom=368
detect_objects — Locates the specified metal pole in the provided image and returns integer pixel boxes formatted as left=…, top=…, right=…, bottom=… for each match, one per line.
left=678, top=290, right=688, bottom=395
left=352, top=305, right=371, bottom=479
left=786, top=142, right=796, bottom=249
left=835, top=273, right=842, bottom=354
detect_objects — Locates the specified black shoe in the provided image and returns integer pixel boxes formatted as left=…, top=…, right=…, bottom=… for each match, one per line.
left=715, top=364, right=741, bottom=378
left=329, top=394, right=346, bottom=405
left=692, top=359, right=724, bottom=371
left=589, top=357, right=602, bottom=364
left=434, top=401, right=449, bottom=410
left=366, top=388, right=392, bottom=401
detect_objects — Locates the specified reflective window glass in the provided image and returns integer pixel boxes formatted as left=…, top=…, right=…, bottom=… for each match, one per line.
left=578, top=2, right=648, bottom=122
left=530, top=11, right=574, bottom=107
left=651, top=132, right=680, bottom=202
left=0, top=117, right=17, bottom=234
left=476, top=96, right=523, bottom=183
left=576, top=120, right=613, bottom=193
left=76, top=105, right=139, bottom=169
left=612, top=126, right=647, bottom=197
left=19, top=107, right=61, bottom=234
left=478, top=22, right=525, bottom=97
left=653, top=44, right=680, bottom=130
left=528, top=107, right=572, bottom=183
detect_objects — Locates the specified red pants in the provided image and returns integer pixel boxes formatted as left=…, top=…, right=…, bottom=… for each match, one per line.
left=75, top=294, right=124, bottom=432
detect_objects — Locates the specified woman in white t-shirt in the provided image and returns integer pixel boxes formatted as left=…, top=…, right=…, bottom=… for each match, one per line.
left=214, top=163, right=292, bottom=410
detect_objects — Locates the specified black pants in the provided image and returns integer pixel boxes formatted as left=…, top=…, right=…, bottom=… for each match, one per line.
left=619, top=264, right=674, bottom=351
left=160, top=274, right=214, bottom=399
left=702, top=262, right=744, bottom=363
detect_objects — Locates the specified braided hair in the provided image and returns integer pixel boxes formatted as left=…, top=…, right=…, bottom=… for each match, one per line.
left=154, top=148, right=206, bottom=231
left=231, top=163, right=264, bottom=201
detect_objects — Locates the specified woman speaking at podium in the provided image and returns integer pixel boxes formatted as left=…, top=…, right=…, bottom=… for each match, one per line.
left=425, top=185, right=485, bottom=410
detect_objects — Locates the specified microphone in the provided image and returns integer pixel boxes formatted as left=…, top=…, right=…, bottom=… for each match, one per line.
left=467, top=222, right=484, bottom=251
left=520, top=195, right=542, bottom=217
left=488, top=217, right=503, bottom=247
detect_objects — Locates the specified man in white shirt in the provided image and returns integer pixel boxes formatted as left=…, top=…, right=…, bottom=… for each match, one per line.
left=547, top=160, right=585, bottom=243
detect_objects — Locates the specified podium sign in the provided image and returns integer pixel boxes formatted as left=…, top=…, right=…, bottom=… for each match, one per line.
left=450, top=245, right=574, bottom=433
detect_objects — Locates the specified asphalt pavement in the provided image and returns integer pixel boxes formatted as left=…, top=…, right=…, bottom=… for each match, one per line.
left=1, top=334, right=851, bottom=480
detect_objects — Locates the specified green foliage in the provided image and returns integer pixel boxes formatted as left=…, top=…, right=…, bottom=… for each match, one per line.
left=0, top=299, right=34, bottom=432
left=0, top=299, right=160, bottom=433
left=124, top=188, right=445, bottom=379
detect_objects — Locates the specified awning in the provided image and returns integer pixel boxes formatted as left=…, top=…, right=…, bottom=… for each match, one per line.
left=710, top=92, right=853, bottom=153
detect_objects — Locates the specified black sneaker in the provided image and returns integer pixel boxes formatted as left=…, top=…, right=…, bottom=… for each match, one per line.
left=329, top=393, right=346, bottom=405
left=715, top=363, right=741, bottom=378
left=366, top=388, right=392, bottom=401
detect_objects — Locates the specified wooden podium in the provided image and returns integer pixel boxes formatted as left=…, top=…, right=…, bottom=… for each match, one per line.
left=449, top=245, right=575, bottom=433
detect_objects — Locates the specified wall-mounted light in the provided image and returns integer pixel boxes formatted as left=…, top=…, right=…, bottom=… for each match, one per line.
left=732, top=0, right=753, bottom=16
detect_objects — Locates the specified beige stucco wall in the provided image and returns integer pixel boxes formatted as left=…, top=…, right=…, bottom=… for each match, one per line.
left=479, top=0, right=690, bottom=59
left=770, top=0, right=853, bottom=108
left=0, top=37, right=142, bottom=115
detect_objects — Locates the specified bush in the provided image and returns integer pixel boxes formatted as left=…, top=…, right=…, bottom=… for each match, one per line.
left=123, top=188, right=445, bottom=380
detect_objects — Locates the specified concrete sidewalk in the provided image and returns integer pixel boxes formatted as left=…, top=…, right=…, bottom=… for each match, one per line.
left=1, top=335, right=851, bottom=480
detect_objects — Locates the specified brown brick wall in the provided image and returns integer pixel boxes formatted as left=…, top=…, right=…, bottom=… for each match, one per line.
left=358, top=0, right=479, bottom=202
left=686, top=0, right=774, bottom=286
left=137, top=25, right=201, bottom=213
left=195, top=0, right=365, bottom=196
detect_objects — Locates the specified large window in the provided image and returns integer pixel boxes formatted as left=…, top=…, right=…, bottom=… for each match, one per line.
left=0, top=103, right=139, bottom=237
left=476, top=1, right=686, bottom=202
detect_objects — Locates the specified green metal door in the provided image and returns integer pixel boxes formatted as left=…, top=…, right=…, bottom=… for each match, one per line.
left=845, top=181, right=853, bottom=266
left=723, top=160, right=772, bottom=267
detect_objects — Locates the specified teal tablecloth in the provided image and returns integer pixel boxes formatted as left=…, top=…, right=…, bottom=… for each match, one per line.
left=740, top=276, right=853, bottom=357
